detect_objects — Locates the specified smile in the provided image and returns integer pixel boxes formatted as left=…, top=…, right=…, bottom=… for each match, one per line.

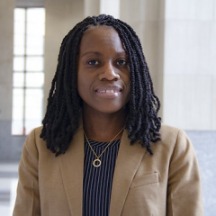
left=95, top=86, right=122, bottom=98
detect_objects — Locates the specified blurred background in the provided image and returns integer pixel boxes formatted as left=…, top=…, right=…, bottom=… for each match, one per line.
left=0, top=0, right=215, bottom=215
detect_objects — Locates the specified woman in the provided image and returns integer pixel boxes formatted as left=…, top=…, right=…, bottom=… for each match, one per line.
left=13, top=15, right=204, bottom=216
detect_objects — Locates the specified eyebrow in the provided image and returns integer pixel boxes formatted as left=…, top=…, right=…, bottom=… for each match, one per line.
left=80, top=51, right=127, bottom=58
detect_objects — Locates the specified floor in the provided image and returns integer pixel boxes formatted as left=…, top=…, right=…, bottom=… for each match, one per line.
left=0, top=163, right=18, bottom=216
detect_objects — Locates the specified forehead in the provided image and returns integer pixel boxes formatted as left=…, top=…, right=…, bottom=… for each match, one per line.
left=79, top=25, right=125, bottom=52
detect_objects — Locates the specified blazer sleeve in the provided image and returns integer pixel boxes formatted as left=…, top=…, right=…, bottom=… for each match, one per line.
left=167, top=129, right=204, bottom=216
left=13, top=129, right=41, bottom=216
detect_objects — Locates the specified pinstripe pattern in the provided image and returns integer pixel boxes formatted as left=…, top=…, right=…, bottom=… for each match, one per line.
left=83, top=138, right=120, bottom=216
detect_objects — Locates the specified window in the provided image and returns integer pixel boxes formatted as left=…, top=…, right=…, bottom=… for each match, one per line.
left=12, top=8, right=45, bottom=135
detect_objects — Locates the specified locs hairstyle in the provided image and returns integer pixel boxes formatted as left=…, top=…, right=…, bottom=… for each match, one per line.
left=40, top=14, right=161, bottom=156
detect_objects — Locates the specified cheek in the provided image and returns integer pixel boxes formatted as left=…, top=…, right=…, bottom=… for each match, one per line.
left=77, top=73, right=84, bottom=96
left=77, top=73, right=90, bottom=98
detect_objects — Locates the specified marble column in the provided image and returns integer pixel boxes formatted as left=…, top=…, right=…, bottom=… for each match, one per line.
left=0, top=0, right=14, bottom=161
left=44, top=0, right=85, bottom=110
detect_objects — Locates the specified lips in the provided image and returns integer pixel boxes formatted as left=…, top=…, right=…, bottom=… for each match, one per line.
left=94, top=86, right=123, bottom=98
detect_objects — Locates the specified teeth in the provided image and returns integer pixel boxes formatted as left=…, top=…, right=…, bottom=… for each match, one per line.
left=97, top=88, right=119, bottom=93
left=106, top=89, right=115, bottom=93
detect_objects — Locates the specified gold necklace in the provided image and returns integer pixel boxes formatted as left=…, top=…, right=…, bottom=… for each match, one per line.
left=84, top=127, right=124, bottom=168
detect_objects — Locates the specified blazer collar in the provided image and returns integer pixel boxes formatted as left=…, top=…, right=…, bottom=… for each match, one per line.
left=59, top=127, right=146, bottom=215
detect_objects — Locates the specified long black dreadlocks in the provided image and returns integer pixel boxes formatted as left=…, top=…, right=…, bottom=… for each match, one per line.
left=40, top=14, right=161, bottom=156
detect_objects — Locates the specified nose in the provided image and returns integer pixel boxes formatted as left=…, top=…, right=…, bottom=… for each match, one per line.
left=99, top=63, right=120, bottom=81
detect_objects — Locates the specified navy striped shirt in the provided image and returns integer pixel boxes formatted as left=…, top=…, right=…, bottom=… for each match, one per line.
left=83, top=138, right=120, bottom=216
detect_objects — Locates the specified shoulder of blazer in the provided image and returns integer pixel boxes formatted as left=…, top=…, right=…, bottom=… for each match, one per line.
left=150, top=124, right=194, bottom=161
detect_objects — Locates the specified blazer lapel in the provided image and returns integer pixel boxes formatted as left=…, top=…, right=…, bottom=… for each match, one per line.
left=59, top=126, right=84, bottom=215
left=109, top=130, right=147, bottom=216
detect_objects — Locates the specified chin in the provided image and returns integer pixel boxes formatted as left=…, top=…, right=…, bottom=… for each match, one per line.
left=96, top=106, right=126, bottom=115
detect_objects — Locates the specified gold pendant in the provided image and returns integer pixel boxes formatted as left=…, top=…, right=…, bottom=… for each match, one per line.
left=93, top=158, right=101, bottom=167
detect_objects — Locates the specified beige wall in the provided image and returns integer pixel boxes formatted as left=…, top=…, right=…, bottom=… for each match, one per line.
left=163, top=0, right=216, bottom=130
left=0, top=0, right=14, bottom=121
left=44, top=0, right=84, bottom=109
left=84, top=0, right=100, bottom=16
left=0, top=0, right=22, bottom=161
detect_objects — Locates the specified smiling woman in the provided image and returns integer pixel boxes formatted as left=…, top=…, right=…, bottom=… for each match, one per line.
left=78, top=26, right=130, bottom=116
left=13, top=14, right=204, bottom=216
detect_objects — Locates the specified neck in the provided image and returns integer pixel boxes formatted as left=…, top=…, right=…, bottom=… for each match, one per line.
left=82, top=110, right=126, bottom=142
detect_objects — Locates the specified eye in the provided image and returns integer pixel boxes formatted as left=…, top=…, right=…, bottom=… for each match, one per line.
left=87, top=59, right=100, bottom=66
left=116, top=59, right=127, bottom=66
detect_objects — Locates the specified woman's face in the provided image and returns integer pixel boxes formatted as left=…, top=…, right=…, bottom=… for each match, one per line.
left=77, top=25, right=130, bottom=116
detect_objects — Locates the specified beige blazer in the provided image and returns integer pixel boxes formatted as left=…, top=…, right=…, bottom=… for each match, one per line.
left=13, top=125, right=204, bottom=216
